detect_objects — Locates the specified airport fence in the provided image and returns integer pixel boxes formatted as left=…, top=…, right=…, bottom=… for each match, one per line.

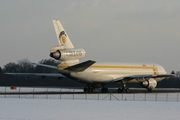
left=0, top=87, right=180, bottom=102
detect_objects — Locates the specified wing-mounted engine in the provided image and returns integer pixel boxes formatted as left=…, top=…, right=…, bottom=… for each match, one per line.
left=140, top=78, right=157, bottom=89
left=50, top=46, right=86, bottom=64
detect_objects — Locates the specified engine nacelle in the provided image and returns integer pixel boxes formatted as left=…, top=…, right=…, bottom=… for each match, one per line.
left=140, top=78, right=157, bottom=89
left=50, top=48, right=86, bottom=61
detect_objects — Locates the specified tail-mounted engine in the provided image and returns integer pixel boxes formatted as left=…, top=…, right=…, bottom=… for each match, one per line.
left=140, top=78, right=157, bottom=89
left=50, top=47, right=86, bottom=61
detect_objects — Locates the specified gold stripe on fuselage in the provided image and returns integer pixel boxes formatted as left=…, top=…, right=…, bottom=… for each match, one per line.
left=57, top=66, right=68, bottom=69
left=57, top=65, right=158, bottom=75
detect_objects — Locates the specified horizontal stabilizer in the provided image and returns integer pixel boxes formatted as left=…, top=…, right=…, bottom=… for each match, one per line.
left=65, top=60, right=96, bottom=72
left=19, top=60, right=57, bottom=69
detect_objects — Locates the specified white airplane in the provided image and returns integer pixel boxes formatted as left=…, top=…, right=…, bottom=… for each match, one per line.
left=7, top=20, right=175, bottom=93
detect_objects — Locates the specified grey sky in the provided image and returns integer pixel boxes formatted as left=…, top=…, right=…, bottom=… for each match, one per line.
left=0, top=0, right=180, bottom=73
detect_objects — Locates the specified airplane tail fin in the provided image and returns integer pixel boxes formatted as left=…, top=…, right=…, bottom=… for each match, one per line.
left=52, top=20, right=74, bottom=49
left=51, top=20, right=86, bottom=65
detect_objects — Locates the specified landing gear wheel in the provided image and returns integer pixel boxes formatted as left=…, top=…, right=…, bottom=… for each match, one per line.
left=91, top=88, right=95, bottom=93
left=118, top=81, right=129, bottom=93
left=84, top=87, right=88, bottom=93
left=84, top=87, right=95, bottom=93
left=88, top=87, right=92, bottom=93
left=101, top=87, right=108, bottom=93
left=118, top=88, right=123, bottom=93
left=88, top=87, right=95, bottom=93
left=148, top=89, right=152, bottom=92
left=117, top=88, right=129, bottom=93
left=125, top=88, right=129, bottom=93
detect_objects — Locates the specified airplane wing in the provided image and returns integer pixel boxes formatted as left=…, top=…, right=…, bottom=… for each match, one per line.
left=111, top=74, right=175, bottom=83
left=5, top=73, right=64, bottom=77
left=125, top=74, right=175, bottom=79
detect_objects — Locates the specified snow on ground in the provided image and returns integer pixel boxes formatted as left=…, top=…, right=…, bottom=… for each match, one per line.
left=0, top=98, right=180, bottom=120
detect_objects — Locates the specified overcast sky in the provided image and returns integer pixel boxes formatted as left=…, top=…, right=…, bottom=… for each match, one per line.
left=0, top=0, right=180, bottom=72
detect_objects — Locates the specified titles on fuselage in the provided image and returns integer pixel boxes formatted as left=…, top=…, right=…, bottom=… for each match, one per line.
left=50, top=48, right=86, bottom=61
left=65, top=50, right=82, bottom=56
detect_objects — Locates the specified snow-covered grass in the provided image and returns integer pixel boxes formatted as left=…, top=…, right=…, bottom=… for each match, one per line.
left=1, top=87, right=180, bottom=119
left=0, top=98, right=180, bottom=120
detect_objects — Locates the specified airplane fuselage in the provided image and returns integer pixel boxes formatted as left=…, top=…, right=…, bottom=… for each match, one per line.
left=58, top=62, right=167, bottom=84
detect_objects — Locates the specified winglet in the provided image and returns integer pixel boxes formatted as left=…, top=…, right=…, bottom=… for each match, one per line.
left=65, top=60, right=96, bottom=72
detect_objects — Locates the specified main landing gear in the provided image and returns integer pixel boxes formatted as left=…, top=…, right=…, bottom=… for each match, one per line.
left=83, top=82, right=130, bottom=93
left=101, top=87, right=108, bottom=93
left=117, top=82, right=130, bottom=93
left=84, top=87, right=95, bottom=93
left=147, top=89, right=152, bottom=92
left=84, top=85, right=109, bottom=93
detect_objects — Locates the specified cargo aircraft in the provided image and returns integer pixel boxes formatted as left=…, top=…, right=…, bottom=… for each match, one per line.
left=7, top=20, right=175, bottom=93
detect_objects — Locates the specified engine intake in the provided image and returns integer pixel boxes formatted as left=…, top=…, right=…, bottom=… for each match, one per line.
left=50, top=48, right=86, bottom=61
left=50, top=50, right=61, bottom=60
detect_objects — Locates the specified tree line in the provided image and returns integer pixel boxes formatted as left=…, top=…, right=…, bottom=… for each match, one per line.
left=0, top=59, right=180, bottom=88
left=0, top=59, right=84, bottom=87
left=2, top=59, right=59, bottom=73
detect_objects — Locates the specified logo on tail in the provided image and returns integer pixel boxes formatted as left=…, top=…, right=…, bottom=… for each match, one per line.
left=59, top=31, right=67, bottom=45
